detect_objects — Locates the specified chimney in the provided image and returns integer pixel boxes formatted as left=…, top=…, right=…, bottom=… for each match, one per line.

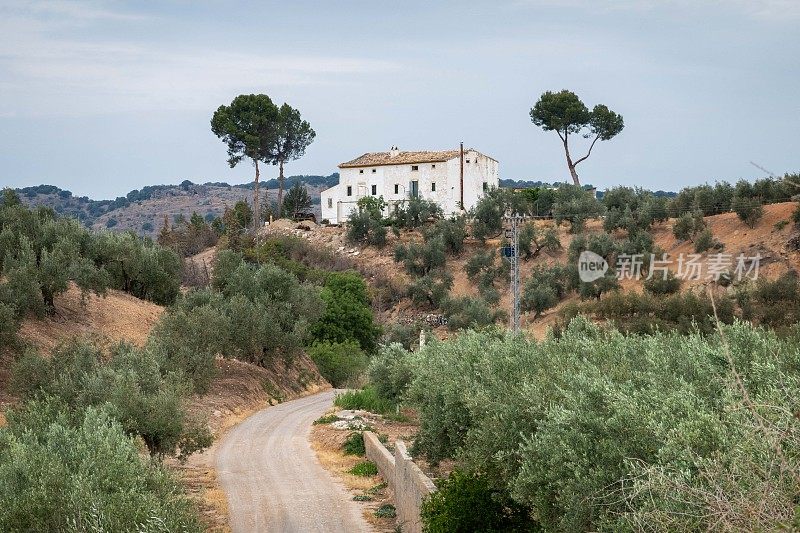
left=389, top=146, right=400, bottom=158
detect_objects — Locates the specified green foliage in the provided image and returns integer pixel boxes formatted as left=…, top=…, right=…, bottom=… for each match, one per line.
left=421, top=470, right=533, bottom=533
left=368, top=343, right=416, bottom=404
left=424, top=217, right=467, bottom=256
left=731, top=193, right=764, bottom=228
left=405, top=320, right=800, bottom=531
left=374, top=504, right=396, bottom=518
left=643, top=271, right=682, bottom=295
left=442, top=296, right=506, bottom=331
left=342, top=432, right=366, bottom=456
left=311, top=271, right=382, bottom=353
left=349, top=460, right=378, bottom=477
left=11, top=341, right=212, bottom=460
left=391, top=197, right=443, bottom=229
left=157, top=211, right=218, bottom=257
left=521, top=265, right=570, bottom=318
left=470, top=188, right=509, bottom=241
left=774, top=219, right=789, bottom=231
left=0, top=401, right=201, bottom=532
left=530, top=90, right=623, bottom=186
left=282, top=181, right=313, bottom=218
left=576, top=289, right=735, bottom=334
left=334, top=387, right=394, bottom=414
left=551, top=184, right=603, bottom=232
left=347, top=196, right=388, bottom=246
left=518, top=221, right=561, bottom=260
left=394, top=238, right=446, bottom=276
left=161, top=255, right=324, bottom=375
left=407, top=270, right=453, bottom=309
left=694, top=227, right=721, bottom=253
left=736, top=271, right=800, bottom=331
left=672, top=210, right=706, bottom=242
left=308, top=340, right=367, bottom=387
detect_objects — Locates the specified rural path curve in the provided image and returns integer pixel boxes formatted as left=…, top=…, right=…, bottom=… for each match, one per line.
left=216, top=389, right=371, bottom=533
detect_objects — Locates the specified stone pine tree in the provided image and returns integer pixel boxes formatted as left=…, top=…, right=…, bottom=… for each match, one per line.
left=530, top=90, right=624, bottom=187
left=267, top=103, right=315, bottom=212
left=211, top=94, right=278, bottom=230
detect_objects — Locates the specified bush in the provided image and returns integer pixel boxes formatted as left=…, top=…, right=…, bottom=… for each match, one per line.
left=673, top=211, right=705, bottom=242
left=421, top=470, right=533, bottom=533
left=424, top=217, right=467, bottom=256
left=394, top=238, right=446, bottom=276
left=347, top=209, right=386, bottom=247
left=11, top=342, right=212, bottom=460
left=308, top=340, right=367, bottom=387
left=442, top=296, right=505, bottom=331
left=311, top=271, right=382, bottom=353
left=643, top=271, right=682, bottom=295
left=391, top=197, right=442, bottom=229
left=694, top=228, right=720, bottom=252
left=732, top=194, right=764, bottom=228
left=342, top=432, right=366, bottom=456
left=0, top=401, right=201, bottom=532
left=368, top=343, right=416, bottom=403
left=408, top=270, right=453, bottom=309
left=334, top=387, right=394, bottom=414
left=349, top=460, right=378, bottom=477
left=406, top=320, right=800, bottom=531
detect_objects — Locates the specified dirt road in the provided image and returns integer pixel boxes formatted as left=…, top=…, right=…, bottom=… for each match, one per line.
left=216, top=390, right=371, bottom=533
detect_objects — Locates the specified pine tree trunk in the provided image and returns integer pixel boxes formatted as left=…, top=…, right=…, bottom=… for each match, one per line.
left=253, top=159, right=260, bottom=231
left=278, top=160, right=285, bottom=217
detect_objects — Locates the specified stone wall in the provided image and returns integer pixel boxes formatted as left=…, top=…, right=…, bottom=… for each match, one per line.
left=364, top=431, right=437, bottom=533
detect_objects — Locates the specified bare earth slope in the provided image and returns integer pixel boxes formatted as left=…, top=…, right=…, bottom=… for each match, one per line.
left=216, top=390, right=371, bottom=533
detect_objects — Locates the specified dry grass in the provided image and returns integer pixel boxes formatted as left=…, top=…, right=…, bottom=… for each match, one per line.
left=17, top=283, right=163, bottom=353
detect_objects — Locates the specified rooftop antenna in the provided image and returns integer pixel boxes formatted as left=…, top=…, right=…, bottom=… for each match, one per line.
left=749, top=161, right=777, bottom=178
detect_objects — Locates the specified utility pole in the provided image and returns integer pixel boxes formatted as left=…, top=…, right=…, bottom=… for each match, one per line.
left=502, top=214, right=524, bottom=333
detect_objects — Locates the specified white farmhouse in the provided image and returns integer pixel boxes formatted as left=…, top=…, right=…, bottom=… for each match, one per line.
left=320, top=145, right=499, bottom=224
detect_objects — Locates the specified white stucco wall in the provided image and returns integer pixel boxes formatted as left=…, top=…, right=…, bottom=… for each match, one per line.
left=320, top=150, right=499, bottom=224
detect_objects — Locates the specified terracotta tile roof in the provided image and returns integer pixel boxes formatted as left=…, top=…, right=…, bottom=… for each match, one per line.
left=339, top=150, right=463, bottom=168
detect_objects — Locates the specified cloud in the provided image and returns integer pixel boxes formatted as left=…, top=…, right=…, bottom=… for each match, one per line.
left=0, top=3, right=401, bottom=116
left=508, top=0, right=800, bottom=20
left=0, top=0, right=146, bottom=21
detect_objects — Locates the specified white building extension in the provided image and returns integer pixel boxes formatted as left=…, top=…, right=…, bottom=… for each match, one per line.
left=320, top=146, right=499, bottom=224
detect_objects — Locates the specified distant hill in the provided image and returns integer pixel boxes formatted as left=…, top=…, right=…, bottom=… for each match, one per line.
left=16, top=173, right=339, bottom=237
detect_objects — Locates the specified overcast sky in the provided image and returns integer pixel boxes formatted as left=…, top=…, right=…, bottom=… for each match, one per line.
left=1, top=0, right=798, bottom=199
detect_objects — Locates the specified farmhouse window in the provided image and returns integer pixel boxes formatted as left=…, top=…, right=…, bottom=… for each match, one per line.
left=411, top=165, right=419, bottom=171
left=327, top=198, right=333, bottom=208
left=347, top=186, right=352, bottom=196
left=394, top=184, right=399, bottom=194
left=371, top=185, right=377, bottom=195
left=431, top=182, right=436, bottom=192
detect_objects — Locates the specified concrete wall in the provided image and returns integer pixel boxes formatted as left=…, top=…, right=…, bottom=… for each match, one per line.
left=364, top=431, right=437, bottom=533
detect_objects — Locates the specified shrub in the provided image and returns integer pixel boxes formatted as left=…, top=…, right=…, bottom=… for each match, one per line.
left=374, top=504, right=396, bottom=518
left=673, top=211, right=705, bottom=242
left=311, top=271, right=381, bottom=353
left=394, top=238, right=446, bottom=276
left=406, top=320, right=800, bottom=531
left=342, top=432, right=366, bottom=456
left=368, top=343, right=416, bottom=403
left=391, top=197, right=442, bottom=229
left=443, top=295, right=505, bottom=331
left=408, top=270, right=453, bottom=309
left=347, top=209, right=386, bottom=247
left=334, top=387, right=394, bottom=414
left=307, top=340, right=367, bottom=387
left=421, top=470, right=533, bottom=533
left=694, top=228, right=719, bottom=252
left=349, top=461, right=378, bottom=477
left=11, top=342, right=212, bottom=460
left=732, top=194, right=764, bottom=228
left=643, top=271, right=682, bottom=295
left=424, top=217, right=467, bottom=256
left=0, top=401, right=202, bottom=532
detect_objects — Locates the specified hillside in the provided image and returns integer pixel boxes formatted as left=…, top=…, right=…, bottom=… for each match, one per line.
left=16, top=174, right=338, bottom=238
left=261, top=202, right=800, bottom=339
